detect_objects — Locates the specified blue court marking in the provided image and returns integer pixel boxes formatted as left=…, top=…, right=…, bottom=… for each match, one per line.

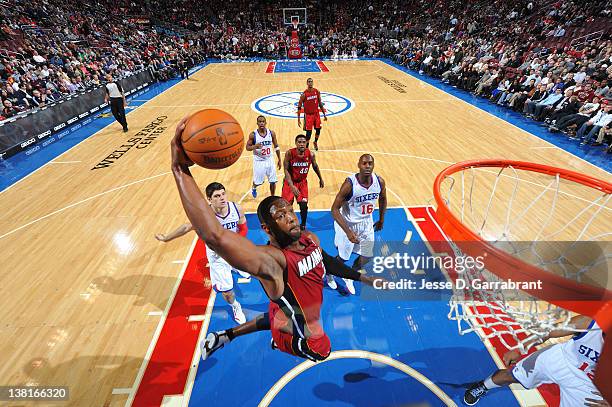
left=275, top=60, right=321, bottom=73
left=379, top=58, right=612, bottom=174
left=0, top=62, right=211, bottom=192
left=188, top=208, right=519, bottom=406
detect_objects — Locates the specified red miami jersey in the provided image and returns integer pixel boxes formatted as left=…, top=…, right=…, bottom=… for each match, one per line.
left=287, top=147, right=312, bottom=183
left=302, top=88, right=321, bottom=115
left=274, top=235, right=326, bottom=340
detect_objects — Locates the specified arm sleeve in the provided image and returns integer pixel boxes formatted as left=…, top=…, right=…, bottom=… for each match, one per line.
left=237, top=222, right=248, bottom=237
left=322, top=250, right=362, bottom=281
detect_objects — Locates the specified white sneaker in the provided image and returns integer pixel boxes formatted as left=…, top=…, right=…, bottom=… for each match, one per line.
left=326, top=274, right=338, bottom=290
left=343, top=278, right=356, bottom=295
left=232, top=302, right=246, bottom=324
left=200, top=331, right=228, bottom=361
left=236, top=269, right=251, bottom=279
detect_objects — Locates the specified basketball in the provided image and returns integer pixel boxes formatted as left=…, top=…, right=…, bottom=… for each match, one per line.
left=181, top=109, right=244, bottom=169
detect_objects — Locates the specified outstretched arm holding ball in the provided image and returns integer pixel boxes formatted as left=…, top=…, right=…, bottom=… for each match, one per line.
left=171, top=116, right=284, bottom=291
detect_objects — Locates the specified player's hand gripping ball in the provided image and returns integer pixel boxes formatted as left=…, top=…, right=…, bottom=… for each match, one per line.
left=180, top=109, right=245, bottom=169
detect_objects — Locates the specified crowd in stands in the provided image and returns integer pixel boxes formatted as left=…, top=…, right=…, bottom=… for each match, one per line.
left=1, top=0, right=610, bottom=153
left=0, top=0, right=205, bottom=121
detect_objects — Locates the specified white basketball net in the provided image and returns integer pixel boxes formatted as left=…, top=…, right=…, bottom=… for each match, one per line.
left=437, top=164, right=611, bottom=353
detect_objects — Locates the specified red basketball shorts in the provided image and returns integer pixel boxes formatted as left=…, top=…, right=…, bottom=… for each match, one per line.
left=269, top=302, right=330, bottom=362
left=304, top=113, right=321, bottom=131
left=282, top=179, right=308, bottom=203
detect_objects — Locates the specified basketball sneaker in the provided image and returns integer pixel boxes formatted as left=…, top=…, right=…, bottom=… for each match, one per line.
left=313, top=141, right=318, bottom=151
left=200, top=331, right=229, bottom=361
left=232, top=302, right=246, bottom=324
left=343, top=278, right=356, bottom=295
left=464, top=381, right=488, bottom=405
left=251, top=188, right=257, bottom=198
left=236, top=269, right=251, bottom=279
left=326, top=274, right=338, bottom=290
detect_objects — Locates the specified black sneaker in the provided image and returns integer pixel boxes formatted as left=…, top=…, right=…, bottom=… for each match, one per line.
left=200, top=331, right=228, bottom=361
left=464, top=381, right=488, bottom=405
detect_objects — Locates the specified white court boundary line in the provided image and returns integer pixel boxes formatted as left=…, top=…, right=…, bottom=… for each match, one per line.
left=124, top=236, right=199, bottom=406
left=377, top=59, right=611, bottom=175
left=181, top=290, right=217, bottom=407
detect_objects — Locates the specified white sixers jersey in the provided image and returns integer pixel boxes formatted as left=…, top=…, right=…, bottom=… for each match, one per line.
left=561, top=320, right=603, bottom=376
left=206, top=202, right=240, bottom=257
left=253, top=128, right=274, bottom=162
left=341, top=173, right=381, bottom=223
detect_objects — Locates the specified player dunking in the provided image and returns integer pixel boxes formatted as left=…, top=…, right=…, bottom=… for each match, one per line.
left=246, top=116, right=281, bottom=198
left=170, top=116, right=380, bottom=362
left=329, top=154, right=387, bottom=294
left=282, top=134, right=324, bottom=230
left=155, top=182, right=248, bottom=324
left=297, top=78, right=327, bottom=151
left=464, top=315, right=609, bottom=406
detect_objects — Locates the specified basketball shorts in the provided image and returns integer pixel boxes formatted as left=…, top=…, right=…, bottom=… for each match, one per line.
left=282, top=179, right=308, bottom=203
left=206, top=250, right=234, bottom=292
left=253, top=159, right=277, bottom=186
left=269, top=301, right=330, bottom=362
left=334, top=218, right=374, bottom=261
left=304, top=113, right=321, bottom=131
left=511, top=344, right=597, bottom=407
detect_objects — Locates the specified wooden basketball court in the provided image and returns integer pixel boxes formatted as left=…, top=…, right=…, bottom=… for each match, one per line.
left=0, top=60, right=609, bottom=406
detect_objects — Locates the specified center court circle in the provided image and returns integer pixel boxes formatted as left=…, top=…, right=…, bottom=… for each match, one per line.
left=252, top=92, right=354, bottom=119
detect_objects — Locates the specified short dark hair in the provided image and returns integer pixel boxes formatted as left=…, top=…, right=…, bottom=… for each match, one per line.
left=205, top=182, right=225, bottom=198
left=257, top=115, right=266, bottom=121
left=257, top=195, right=281, bottom=225
left=295, top=134, right=308, bottom=142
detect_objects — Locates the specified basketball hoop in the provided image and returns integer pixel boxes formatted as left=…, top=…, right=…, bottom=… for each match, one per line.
left=291, top=17, right=299, bottom=31
left=432, top=159, right=611, bottom=394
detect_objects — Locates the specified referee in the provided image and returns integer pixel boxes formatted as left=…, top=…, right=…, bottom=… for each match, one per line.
left=104, top=74, right=128, bottom=132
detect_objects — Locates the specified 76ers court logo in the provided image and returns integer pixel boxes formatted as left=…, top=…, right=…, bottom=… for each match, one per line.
left=252, top=92, right=354, bottom=119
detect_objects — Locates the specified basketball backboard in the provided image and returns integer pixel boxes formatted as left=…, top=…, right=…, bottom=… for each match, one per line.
left=282, top=8, right=307, bottom=25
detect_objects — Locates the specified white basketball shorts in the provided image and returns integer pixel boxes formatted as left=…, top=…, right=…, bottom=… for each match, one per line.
left=253, top=159, right=277, bottom=186
left=334, top=218, right=374, bottom=261
left=512, top=344, right=598, bottom=407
